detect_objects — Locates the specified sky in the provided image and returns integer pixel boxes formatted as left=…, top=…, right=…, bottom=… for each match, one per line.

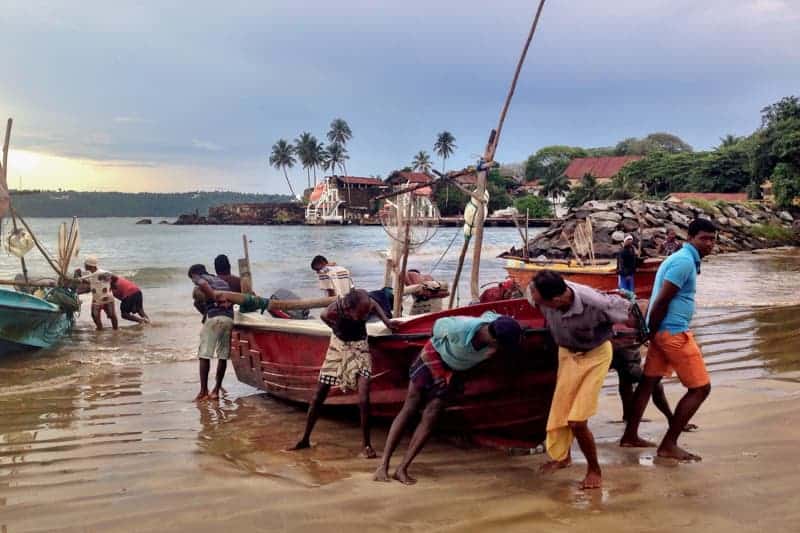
left=1, top=0, right=798, bottom=194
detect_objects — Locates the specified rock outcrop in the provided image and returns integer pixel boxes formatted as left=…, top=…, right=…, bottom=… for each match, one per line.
left=509, top=199, right=798, bottom=259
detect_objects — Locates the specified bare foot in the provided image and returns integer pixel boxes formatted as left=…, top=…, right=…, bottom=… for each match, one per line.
left=208, top=389, right=220, bottom=400
left=286, top=439, right=311, bottom=451
left=620, top=435, right=656, bottom=448
left=194, top=391, right=209, bottom=402
left=373, top=466, right=391, bottom=482
left=361, top=445, right=377, bottom=459
left=683, top=423, right=699, bottom=432
left=540, top=458, right=571, bottom=474
left=393, top=469, right=417, bottom=485
left=657, top=443, right=701, bottom=462
left=580, top=469, right=602, bottom=490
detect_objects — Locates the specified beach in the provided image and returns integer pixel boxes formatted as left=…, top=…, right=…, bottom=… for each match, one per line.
left=1, top=220, right=800, bottom=532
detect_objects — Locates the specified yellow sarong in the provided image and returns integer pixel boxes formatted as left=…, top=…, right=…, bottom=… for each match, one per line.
left=545, top=340, right=613, bottom=461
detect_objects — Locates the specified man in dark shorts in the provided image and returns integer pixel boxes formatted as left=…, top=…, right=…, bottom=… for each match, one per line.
left=111, top=275, right=149, bottom=324
left=288, top=289, right=399, bottom=458
left=373, top=312, right=522, bottom=484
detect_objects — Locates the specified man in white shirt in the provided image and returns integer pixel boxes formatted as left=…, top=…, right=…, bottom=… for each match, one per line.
left=311, top=255, right=354, bottom=297
left=79, top=255, right=118, bottom=330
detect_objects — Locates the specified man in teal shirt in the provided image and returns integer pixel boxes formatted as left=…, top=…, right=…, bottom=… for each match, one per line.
left=374, top=312, right=522, bottom=484
left=621, top=218, right=716, bottom=461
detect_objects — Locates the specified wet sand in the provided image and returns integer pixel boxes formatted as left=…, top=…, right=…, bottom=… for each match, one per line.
left=2, top=244, right=800, bottom=532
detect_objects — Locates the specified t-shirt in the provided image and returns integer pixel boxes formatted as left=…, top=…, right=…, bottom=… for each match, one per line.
left=647, top=243, right=700, bottom=334
left=528, top=282, right=631, bottom=352
left=317, top=265, right=354, bottom=296
left=83, top=270, right=114, bottom=305
left=617, top=246, right=637, bottom=277
left=112, top=276, right=140, bottom=300
left=430, top=311, right=500, bottom=371
left=193, top=274, right=233, bottom=319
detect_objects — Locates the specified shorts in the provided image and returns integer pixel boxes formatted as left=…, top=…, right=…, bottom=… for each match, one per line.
left=644, top=330, right=710, bottom=388
left=408, top=340, right=461, bottom=399
left=611, top=345, right=643, bottom=383
left=198, top=315, right=233, bottom=360
left=618, top=275, right=634, bottom=292
left=120, top=291, right=144, bottom=315
left=318, top=336, right=371, bottom=392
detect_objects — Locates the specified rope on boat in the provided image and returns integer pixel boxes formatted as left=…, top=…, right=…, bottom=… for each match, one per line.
left=428, top=228, right=461, bottom=275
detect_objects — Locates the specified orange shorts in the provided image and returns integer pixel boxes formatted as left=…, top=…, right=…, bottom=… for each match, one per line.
left=644, top=331, right=710, bottom=388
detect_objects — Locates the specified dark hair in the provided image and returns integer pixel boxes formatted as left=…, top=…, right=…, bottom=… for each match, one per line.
left=311, top=255, right=328, bottom=270
left=489, top=316, right=523, bottom=347
left=342, top=288, right=368, bottom=309
left=214, top=254, right=232, bottom=275
left=688, top=218, right=716, bottom=237
left=188, top=264, right=208, bottom=278
left=532, top=270, right=568, bottom=300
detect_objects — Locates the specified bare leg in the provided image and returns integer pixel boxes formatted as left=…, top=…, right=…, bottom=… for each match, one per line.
left=652, top=383, right=697, bottom=432
left=106, top=304, right=119, bottom=330
left=374, top=382, right=423, bottom=481
left=570, top=420, right=602, bottom=489
left=288, top=383, right=331, bottom=450
left=121, top=312, right=145, bottom=324
left=209, top=360, right=227, bottom=399
left=195, top=358, right=210, bottom=401
left=657, top=384, right=710, bottom=461
left=620, top=376, right=661, bottom=447
left=618, top=377, right=634, bottom=422
left=393, top=397, right=445, bottom=485
left=91, top=306, right=103, bottom=330
left=358, top=375, right=376, bottom=458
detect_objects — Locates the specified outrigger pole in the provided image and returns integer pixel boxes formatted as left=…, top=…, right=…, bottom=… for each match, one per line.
left=451, top=0, right=547, bottom=305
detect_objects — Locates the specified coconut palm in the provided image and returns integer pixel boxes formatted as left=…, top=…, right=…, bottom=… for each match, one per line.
left=326, top=143, right=349, bottom=175
left=269, top=139, right=298, bottom=199
left=718, top=134, right=741, bottom=149
left=538, top=173, right=570, bottom=214
left=294, top=131, right=316, bottom=189
left=327, top=118, right=353, bottom=146
left=433, top=131, right=457, bottom=173
left=309, top=139, right=325, bottom=186
left=412, top=150, right=433, bottom=173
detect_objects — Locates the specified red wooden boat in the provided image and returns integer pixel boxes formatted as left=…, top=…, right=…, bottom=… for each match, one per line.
left=230, top=298, right=643, bottom=441
left=503, top=256, right=663, bottom=299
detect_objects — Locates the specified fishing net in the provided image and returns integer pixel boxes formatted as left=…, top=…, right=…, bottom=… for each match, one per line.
left=7, top=227, right=34, bottom=258
left=380, top=191, right=439, bottom=252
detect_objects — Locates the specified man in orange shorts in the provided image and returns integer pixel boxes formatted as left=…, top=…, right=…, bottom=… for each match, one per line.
left=620, top=218, right=717, bottom=461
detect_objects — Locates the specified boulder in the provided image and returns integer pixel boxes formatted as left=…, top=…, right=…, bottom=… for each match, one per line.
left=136, top=218, right=153, bottom=225
left=779, top=211, right=794, bottom=222
left=670, top=211, right=691, bottom=227
left=621, top=218, right=640, bottom=232
left=722, top=205, right=738, bottom=218
left=592, top=219, right=620, bottom=231
left=611, top=231, right=625, bottom=243
left=590, top=211, right=622, bottom=223
left=716, top=216, right=728, bottom=226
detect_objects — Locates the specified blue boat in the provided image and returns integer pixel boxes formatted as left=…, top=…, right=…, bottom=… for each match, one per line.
left=0, top=287, right=76, bottom=355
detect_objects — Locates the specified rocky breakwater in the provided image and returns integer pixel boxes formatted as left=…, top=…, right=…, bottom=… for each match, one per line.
left=174, top=202, right=305, bottom=225
left=509, top=199, right=798, bottom=259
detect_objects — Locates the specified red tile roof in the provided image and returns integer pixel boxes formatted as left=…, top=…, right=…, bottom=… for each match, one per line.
left=563, top=156, right=643, bottom=181
left=668, top=192, right=748, bottom=202
left=334, top=176, right=386, bottom=186
left=390, top=171, right=432, bottom=184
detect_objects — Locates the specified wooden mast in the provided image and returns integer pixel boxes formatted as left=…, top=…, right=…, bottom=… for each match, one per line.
left=467, top=0, right=547, bottom=302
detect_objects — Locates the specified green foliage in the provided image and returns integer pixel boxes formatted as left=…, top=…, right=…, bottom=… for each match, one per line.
left=524, top=145, right=587, bottom=182
left=9, top=190, right=292, bottom=217
left=514, top=194, right=553, bottom=218
left=564, top=174, right=609, bottom=209
left=615, top=132, right=693, bottom=155
left=487, top=169, right=514, bottom=212
left=771, top=163, right=800, bottom=208
left=433, top=131, right=456, bottom=172
left=412, top=151, right=433, bottom=173
left=433, top=183, right=468, bottom=216
left=747, top=223, right=796, bottom=242
left=683, top=198, right=717, bottom=213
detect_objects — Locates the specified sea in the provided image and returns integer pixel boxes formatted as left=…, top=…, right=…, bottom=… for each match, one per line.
left=1, top=218, right=799, bottom=530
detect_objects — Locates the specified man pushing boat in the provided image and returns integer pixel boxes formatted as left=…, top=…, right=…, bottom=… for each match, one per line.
left=373, top=312, right=522, bottom=484
left=526, top=270, right=640, bottom=489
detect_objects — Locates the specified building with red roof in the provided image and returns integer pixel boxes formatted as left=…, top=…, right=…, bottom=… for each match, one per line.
left=563, top=156, right=643, bottom=183
left=306, top=175, right=387, bottom=224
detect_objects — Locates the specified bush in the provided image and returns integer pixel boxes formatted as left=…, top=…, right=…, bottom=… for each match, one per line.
left=514, top=195, right=553, bottom=218
left=747, top=223, right=795, bottom=242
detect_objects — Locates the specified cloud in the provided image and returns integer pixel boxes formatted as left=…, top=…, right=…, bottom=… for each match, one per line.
left=114, top=115, right=149, bottom=124
left=191, top=139, right=223, bottom=152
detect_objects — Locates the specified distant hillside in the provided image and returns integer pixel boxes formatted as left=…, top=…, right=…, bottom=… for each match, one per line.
left=8, top=190, right=293, bottom=217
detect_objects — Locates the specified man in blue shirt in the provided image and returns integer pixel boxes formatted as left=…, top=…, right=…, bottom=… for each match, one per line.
left=620, top=218, right=716, bottom=461
left=374, top=312, right=522, bottom=484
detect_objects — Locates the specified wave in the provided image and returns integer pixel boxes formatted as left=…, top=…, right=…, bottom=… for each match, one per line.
left=119, top=266, right=187, bottom=287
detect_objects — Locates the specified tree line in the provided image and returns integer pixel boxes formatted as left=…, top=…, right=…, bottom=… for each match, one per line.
left=523, top=95, right=800, bottom=209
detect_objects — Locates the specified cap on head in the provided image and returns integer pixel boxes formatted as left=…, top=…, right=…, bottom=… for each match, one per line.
left=623, top=234, right=634, bottom=243
left=489, top=316, right=523, bottom=348
left=84, top=255, right=98, bottom=268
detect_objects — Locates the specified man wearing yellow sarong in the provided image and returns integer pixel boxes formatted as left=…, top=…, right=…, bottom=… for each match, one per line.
left=527, top=270, right=635, bottom=489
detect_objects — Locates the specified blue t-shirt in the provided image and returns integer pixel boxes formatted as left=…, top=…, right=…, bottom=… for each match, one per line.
left=647, top=243, right=701, bottom=334
left=431, top=311, right=500, bottom=371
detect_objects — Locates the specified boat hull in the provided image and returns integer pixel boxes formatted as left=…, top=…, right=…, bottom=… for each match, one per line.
left=0, top=289, right=73, bottom=356
left=232, top=299, right=558, bottom=439
left=504, top=258, right=662, bottom=298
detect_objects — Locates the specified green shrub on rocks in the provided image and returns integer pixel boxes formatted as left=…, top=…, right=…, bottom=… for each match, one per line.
left=747, top=224, right=796, bottom=243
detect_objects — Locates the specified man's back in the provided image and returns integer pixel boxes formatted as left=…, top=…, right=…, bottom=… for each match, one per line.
left=318, top=265, right=354, bottom=296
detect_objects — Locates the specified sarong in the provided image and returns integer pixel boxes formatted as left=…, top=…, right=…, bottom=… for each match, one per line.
left=408, top=340, right=454, bottom=398
left=545, top=340, right=613, bottom=461
left=318, top=336, right=371, bottom=392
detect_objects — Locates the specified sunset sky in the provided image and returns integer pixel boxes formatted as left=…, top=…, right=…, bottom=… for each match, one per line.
left=2, top=0, right=798, bottom=193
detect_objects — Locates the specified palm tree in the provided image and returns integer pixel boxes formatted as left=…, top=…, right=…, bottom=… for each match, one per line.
left=269, top=139, right=298, bottom=199
left=433, top=131, right=457, bottom=173
left=309, top=139, right=325, bottom=186
left=538, top=173, right=570, bottom=214
left=326, top=143, right=349, bottom=175
left=294, top=131, right=316, bottom=189
left=327, top=118, right=353, bottom=146
left=718, top=134, right=741, bottom=149
left=412, top=150, right=432, bottom=173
